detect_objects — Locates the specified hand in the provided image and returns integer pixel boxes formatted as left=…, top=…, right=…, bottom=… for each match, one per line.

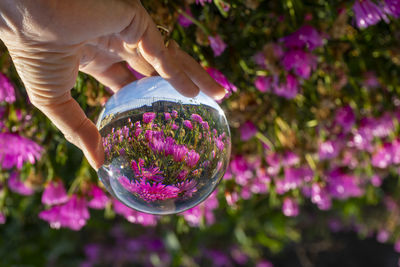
left=0, top=0, right=225, bottom=169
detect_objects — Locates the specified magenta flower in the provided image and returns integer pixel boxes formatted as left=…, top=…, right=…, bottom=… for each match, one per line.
left=190, top=114, right=203, bottom=123
left=372, top=143, right=393, bottom=168
left=8, top=172, right=34, bottom=196
left=0, top=73, right=16, bottom=103
left=239, top=121, right=257, bottom=141
left=208, top=35, right=227, bottom=57
left=273, top=74, right=299, bottom=99
left=394, top=239, right=400, bottom=253
left=335, top=105, right=355, bottom=132
left=282, top=50, right=317, bottom=79
left=311, top=183, right=332, bottom=210
left=327, top=168, right=363, bottom=199
left=164, top=112, right=171, bottom=120
left=206, top=67, right=237, bottom=94
left=384, top=0, right=400, bottom=17
left=353, top=0, right=387, bottom=29
left=178, top=8, right=194, bottom=28
left=282, top=25, right=324, bottom=51
left=282, top=197, right=299, bottom=217
left=182, top=191, right=218, bottom=226
left=176, top=180, right=198, bottom=198
left=171, top=110, right=178, bottom=118
left=253, top=52, right=266, bottom=68
left=0, top=133, right=42, bottom=169
left=183, top=120, right=193, bottom=130
left=143, top=112, right=156, bottom=124
left=318, top=140, right=340, bottom=160
left=0, top=212, right=5, bottom=224
left=40, top=195, right=90, bottom=230
left=131, top=179, right=179, bottom=202
left=186, top=150, right=200, bottom=168
left=363, top=71, right=380, bottom=88
left=282, top=151, right=300, bottom=166
left=41, top=180, right=69, bottom=206
left=112, top=199, right=157, bottom=226
left=196, top=0, right=212, bottom=6
left=88, top=185, right=109, bottom=210
left=256, top=260, right=274, bottom=267
left=376, top=230, right=390, bottom=243
left=172, top=144, right=189, bottom=162
left=254, top=76, right=272, bottom=92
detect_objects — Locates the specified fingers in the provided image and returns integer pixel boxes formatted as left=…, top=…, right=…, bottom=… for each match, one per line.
left=133, top=6, right=200, bottom=98
left=34, top=92, right=105, bottom=170
left=9, top=47, right=104, bottom=169
left=167, top=41, right=226, bottom=100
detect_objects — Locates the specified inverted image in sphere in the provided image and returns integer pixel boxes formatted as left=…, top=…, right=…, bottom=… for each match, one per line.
left=97, top=76, right=231, bottom=215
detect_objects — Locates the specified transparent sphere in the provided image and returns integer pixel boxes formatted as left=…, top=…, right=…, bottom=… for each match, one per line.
left=96, top=76, right=231, bottom=215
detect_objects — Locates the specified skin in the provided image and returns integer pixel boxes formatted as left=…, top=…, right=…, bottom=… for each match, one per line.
left=0, top=0, right=225, bottom=170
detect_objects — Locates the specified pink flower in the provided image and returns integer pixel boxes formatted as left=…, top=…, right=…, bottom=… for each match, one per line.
left=254, top=76, right=272, bottom=92
left=318, top=140, right=340, bottom=160
left=327, top=168, right=363, bottom=199
left=0, top=212, right=6, bottom=224
left=282, top=50, right=317, bottom=79
left=182, top=191, right=218, bottom=226
left=0, top=73, right=16, bottom=103
left=186, top=150, right=200, bottom=168
left=88, top=185, right=109, bottom=210
left=176, top=180, right=198, bottom=198
left=206, top=67, right=237, bottom=95
left=282, top=197, right=299, bottom=217
left=239, top=121, right=257, bottom=141
left=164, top=112, right=171, bottom=120
left=173, top=144, right=189, bottom=162
left=178, top=8, right=193, bottom=28
left=191, top=114, right=203, bottom=123
left=353, top=0, right=387, bottom=29
left=196, top=0, right=212, bottom=6
left=8, top=172, right=34, bottom=196
left=183, top=120, right=193, bottom=129
left=335, top=105, right=355, bottom=132
left=171, top=110, right=178, bottom=118
left=273, top=74, right=299, bottom=99
left=384, top=0, right=400, bottom=18
left=282, top=25, right=324, bottom=51
left=41, top=180, right=69, bottom=206
left=208, top=35, right=227, bottom=57
left=0, top=133, right=42, bottom=169
left=256, top=260, right=274, bottom=267
left=119, top=177, right=179, bottom=202
left=311, top=183, right=332, bottom=210
left=143, top=112, right=156, bottom=124
left=112, top=199, right=157, bottom=226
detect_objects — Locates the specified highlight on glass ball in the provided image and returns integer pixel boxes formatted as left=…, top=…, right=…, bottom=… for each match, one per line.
left=96, top=76, right=231, bottom=215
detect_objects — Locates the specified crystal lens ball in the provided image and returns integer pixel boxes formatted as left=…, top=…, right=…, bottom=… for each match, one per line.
left=96, top=76, right=231, bottom=215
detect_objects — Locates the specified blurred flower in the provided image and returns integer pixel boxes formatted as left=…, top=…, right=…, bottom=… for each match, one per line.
left=0, top=73, right=16, bottom=103
left=8, top=172, right=34, bottom=196
left=282, top=25, right=324, bottom=51
left=353, top=0, right=387, bottom=29
left=327, top=168, right=363, bottom=199
left=254, top=76, right=272, bottom=92
left=183, top=191, right=218, bottom=226
left=311, top=183, right=332, bottom=210
left=372, top=142, right=393, bottom=168
left=282, top=197, right=299, bottom=217
left=384, top=0, right=400, bottom=17
left=41, top=180, right=69, bottom=206
left=282, top=50, right=317, bottom=79
left=178, top=8, right=194, bottom=28
left=239, top=121, right=257, bottom=141
left=395, top=239, right=400, bottom=253
left=0, top=133, right=42, bottom=169
left=39, top=195, right=90, bottom=230
left=87, top=185, right=109, bottom=209
left=191, top=114, right=203, bottom=123
left=273, top=74, right=299, bottom=99
left=335, top=105, right=355, bottom=132
left=363, top=71, right=380, bottom=89
left=208, top=35, right=227, bottom=57
left=371, top=175, right=383, bottom=187
left=112, top=199, right=157, bottom=226
left=196, top=0, right=212, bottom=6
left=319, top=140, right=341, bottom=160
left=256, top=260, right=274, bottom=267
left=0, top=212, right=5, bottom=224
left=282, top=151, right=300, bottom=166
left=377, top=229, right=390, bottom=243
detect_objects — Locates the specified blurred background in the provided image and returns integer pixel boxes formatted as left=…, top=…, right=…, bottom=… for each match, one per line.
left=2, top=0, right=400, bottom=266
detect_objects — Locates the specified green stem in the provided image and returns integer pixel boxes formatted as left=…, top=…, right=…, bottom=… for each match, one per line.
left=176, top=8, right=211, bottom=36
left=255, top=131, right=274, bottom=150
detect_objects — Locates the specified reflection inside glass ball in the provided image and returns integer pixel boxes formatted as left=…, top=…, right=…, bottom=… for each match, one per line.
left=96, top=76, right=231, bottom=215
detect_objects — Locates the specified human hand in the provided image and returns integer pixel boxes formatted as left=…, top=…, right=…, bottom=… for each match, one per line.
left=0, top=0, right=225, bottom=169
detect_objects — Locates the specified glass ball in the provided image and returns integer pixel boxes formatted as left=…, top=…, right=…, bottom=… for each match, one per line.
left=96, top=76, right=231, bottom=215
